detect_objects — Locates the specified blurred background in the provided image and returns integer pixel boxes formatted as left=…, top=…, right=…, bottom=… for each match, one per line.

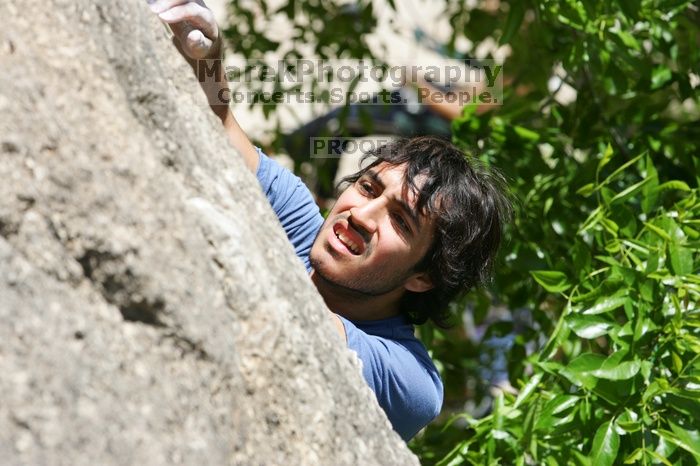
left=212, top=1, right=700, bottom=464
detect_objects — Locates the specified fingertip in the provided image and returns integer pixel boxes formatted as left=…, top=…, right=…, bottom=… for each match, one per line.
left=187, top=30, right=212, bottom=53
left=157, top=10, right=176, bottom=22
left=188, top=29, right=204, bottom=42
left=148, top=0, right=166, bottom=15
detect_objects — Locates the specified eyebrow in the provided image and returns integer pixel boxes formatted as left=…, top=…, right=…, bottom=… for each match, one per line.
left=364, top=170, right=422, bottom=232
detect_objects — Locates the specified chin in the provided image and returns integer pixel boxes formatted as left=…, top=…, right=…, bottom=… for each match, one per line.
left=310, top=246, right=353, bottom=285
left=310, top=249, right=340, bottom=278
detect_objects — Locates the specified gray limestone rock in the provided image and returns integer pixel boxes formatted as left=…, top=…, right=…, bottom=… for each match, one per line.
left=0, top=1, right=419, bottom=464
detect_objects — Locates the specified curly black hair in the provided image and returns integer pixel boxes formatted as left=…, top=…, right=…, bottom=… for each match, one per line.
left=340, top=136, right=513, bottom=328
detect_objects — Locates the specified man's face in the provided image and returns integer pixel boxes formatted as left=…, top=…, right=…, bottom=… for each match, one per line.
left=309, top=162, right=436, bottom=297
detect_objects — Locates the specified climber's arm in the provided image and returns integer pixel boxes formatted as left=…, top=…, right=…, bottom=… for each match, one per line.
left=220, top=110, right=260, bottom=173
left=148, top=0, right=259, bottom=172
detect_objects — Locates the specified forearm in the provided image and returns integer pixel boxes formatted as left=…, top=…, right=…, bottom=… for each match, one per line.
left=201, top=76, right=259, bottom=172
left=220, top=109, right=259, bottom=173
left=199, top=56, right=260, bottom=172
left=200, top=59, right=259, bottom=173
left=203, top=71, right=260, bottom=173
left=201, top=58, right=259, bottom=173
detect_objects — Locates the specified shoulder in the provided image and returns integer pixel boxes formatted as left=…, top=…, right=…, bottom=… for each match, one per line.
left=255, top=148, right=298, bottom=200
left=339, top=316, right=443, bottom=440
left=254, top=148, right=324, bottom=271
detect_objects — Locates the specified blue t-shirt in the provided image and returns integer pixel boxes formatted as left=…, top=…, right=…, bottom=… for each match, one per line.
left=256, top=149, right=443, bottom=440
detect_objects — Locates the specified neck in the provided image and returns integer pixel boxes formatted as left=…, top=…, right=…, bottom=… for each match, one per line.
left=310, top=270, right=403, bottom=321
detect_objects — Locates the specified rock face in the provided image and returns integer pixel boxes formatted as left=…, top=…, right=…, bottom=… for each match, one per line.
left=0, top=1, right=418, bottom=464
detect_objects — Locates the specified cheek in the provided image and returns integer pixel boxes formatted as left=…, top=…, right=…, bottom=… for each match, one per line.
left=327, top=191, right=366, bottom=221
left=375, top=223, right=413, bottom=256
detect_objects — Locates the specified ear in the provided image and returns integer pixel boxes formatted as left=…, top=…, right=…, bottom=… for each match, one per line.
left=404, top=272, right=434, bottom=293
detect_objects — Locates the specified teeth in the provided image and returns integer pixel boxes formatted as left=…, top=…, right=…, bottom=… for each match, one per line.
left=336, top=231, right=360, bottom=254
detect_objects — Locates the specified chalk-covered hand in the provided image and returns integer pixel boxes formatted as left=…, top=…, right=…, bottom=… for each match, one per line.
left=148, top=0, right=221, bottom=60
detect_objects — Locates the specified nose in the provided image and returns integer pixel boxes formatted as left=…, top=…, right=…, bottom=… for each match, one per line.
left=349, top=200, right=381, bottom=237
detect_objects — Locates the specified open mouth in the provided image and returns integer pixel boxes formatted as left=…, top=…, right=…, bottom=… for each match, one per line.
left=332, top=222, right=364, bottom=255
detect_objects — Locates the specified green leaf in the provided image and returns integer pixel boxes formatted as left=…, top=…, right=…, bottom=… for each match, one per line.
left=641, top=154, right=659, bottom=213
left=644, top=222, right=672, bottom=242
left=513, top=125, right=540, bottom=142
left=623, top=448, right=643, bottom=463
left=566, top=353, right=605, bottom=372
left=577, top=182, right=596, bottom=196
left=534, top=394, right=580, bottom=431
left=668, top=421, right=700, bottom=458
left=572, top=450, right=592, bottom=466
left=599, top=153, right=646, bottom=191
left=565, top=351, right=642, bottom=381
left=647, top=449, right=674, bottom=466
left=531, top=270, right=571, bottom=293
left=500, top=1, right=525, bottom=45
left=513, top=372, right=543, bottom=409
left=651, top=66, right=673, bottom=89
left=590, top=420, right=620, bottom=466
left=592, top=359, right=641, bottom=380
left=435, top=440, right=470, bottom=466
left=659, top=217, right=686, bottom=243
left=609, top=176, right=654, bottom=205
left=615, top=30, right=641, bottom=52
left=579, top=206, right=604, bottom=234
left=616, top=409, right=641, bottom=433
left=582, top=296, right=628, bottom=315
left=668, top=243, right=693, bottom=276
left=656, top=427, right=700, bottom=462
left=643, top=379, right=670, bottom=404
left=567, top=314, right=613, bottom=339
left=600, top=217, right=619, bottom=236
left=562, top=353, right=605, bottom=388
left=598, top=143, right=614, bottom=175
left=654, top=180, right=691, bottom=194
left=547, top=395, right=579, bottom=416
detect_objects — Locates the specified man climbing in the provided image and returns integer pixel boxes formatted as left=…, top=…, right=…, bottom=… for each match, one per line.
left=147, top=0, right=512, bottom=441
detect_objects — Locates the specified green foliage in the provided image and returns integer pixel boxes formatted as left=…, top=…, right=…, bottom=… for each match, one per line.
left=418, top=150, right=700, bottom=465
left=413, top=1, right=700, bottom=464
left=224, top=0, right=700, bottom=463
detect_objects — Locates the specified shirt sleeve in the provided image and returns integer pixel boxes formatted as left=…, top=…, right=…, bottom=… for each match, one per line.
left=339, top=316, right=443, bottom=441
left=255, top=148, right=324, bottom=272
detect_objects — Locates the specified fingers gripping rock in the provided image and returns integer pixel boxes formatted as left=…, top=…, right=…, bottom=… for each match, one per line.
left=147, top=0, right=219, bottom=59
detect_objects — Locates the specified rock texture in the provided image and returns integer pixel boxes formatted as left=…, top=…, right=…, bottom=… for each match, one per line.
left=0, top=1, right=418, bottom=464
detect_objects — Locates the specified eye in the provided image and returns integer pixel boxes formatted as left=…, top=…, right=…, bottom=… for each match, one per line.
left=392, top=212, right=411, bottom=233
left=358, top=180, right=375, bottom=196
